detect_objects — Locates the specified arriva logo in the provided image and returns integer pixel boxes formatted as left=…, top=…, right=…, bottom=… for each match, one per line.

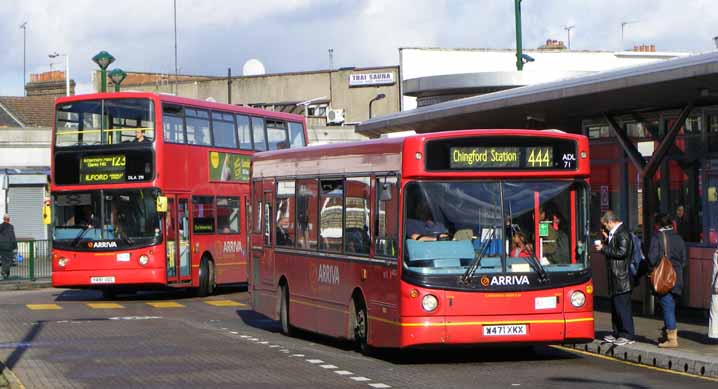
left=318, top=264, right=340, bottom=285
left=223, top=241, right=243, bottom=254
left=490, top=275, right=530, bottom=286
left=88, top=241, right=118, bottom=249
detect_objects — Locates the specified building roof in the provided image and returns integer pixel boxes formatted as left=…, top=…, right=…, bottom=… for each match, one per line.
left=357, top=51, right=718, bottom=137
left=0, top=96, right=57, bottom=128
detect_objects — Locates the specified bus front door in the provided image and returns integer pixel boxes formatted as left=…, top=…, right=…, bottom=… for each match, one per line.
left=165, top=194, right=192, bottom=285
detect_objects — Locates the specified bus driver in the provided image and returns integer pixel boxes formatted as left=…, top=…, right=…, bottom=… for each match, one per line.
left=406, top=200, right=449, bottom=241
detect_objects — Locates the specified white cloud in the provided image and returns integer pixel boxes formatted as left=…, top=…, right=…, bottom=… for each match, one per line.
left=0, top=0, right=715, bottom=96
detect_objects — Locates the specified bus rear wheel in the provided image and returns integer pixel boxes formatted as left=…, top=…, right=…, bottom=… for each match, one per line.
left=280, top=284, right=294, bottom=336
left=353, top=297, right=371, bottom=355
left=197, top=258, right=215, bottom=297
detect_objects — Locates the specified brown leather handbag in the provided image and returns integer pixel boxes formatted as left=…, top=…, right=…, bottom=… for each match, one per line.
left=649, top=232, right=677, bottom=295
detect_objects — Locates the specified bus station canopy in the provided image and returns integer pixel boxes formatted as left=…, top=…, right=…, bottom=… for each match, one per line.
left=356, top=51, right=718, bottom=137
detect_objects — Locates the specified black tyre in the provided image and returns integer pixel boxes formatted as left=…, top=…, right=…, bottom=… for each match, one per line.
left=280, top=284, right=295, bottom=336
left=198, top=258, right=215, bottom=297
left=353, top=297, right=371, bottom=355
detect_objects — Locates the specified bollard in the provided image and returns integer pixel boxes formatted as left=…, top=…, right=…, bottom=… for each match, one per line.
left=29, top=240, right=35, bottom=281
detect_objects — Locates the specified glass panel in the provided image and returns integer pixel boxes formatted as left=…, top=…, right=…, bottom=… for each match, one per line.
left=166, top=198, right=176, bottom=278
left=253, top=182, right=263, bottom=233
left=51, top=189, right=161, bottom=250
left=319, top=179, right=343, bottom=252
left=55, top=99, right=155, bottom=147
left=276, top=181, right=295, bottom=247
left=252, top=117, right=267, bottom=151
left=263, top=193, right=272, bottom=246
left=375, top=176, right=398, bottom=258
left=266, top=120, right=289, bottom=150
left=288, top=122, right=306, bottom=148
left=345, top=177, right=370, bottom=255
left=192, top=196, right=215, bottom=234
left=237, top=115, right=253, bottom=150
left=163, top=114, right=185, bottom=143
left=186, top=114, right=211, bottom=146
left=297, top=179, right=318, bottom=249
left=179, top=199, right=191, bottom=277
left=217, top=197, right=240, bottom=234
left=212, top=116, right=237, bottom=148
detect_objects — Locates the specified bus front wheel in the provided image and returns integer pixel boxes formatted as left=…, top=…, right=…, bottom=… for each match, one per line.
left=198, top=258, right=215, bottom=297
left=280, top=284, right=294, bottom=336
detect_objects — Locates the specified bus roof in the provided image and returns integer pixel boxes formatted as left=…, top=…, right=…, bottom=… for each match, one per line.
left=54, top=91, right=306, bottom=122
left=252, top=129, right=589, bottom=178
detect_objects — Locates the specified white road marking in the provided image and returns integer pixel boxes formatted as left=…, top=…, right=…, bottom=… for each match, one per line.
left=306, top=359, right=324, bottom=364
left=335, top=370, right=353, bottom=375
left=320, top=364, right=338, bottom=369
left=240, top=335, right=249, bottom=338
left=269, top=345, right=280, bottom=348
left=351, top=377, right=371, bottom=382
left=230, top=331, right=239, bottom=335
left=369, top=384, right=391, bottom=388
left=259, top=341, right=269, bottom=344
left=290, top=354, right=305, bottom=357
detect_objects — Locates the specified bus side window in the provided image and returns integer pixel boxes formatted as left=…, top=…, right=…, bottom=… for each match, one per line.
left=375, top=176, right=398, bottom=258
left=345, top=177, right=370, bottom=255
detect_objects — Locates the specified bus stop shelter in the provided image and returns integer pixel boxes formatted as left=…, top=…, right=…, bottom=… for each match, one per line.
left=357, top=51, right=718, bottom=311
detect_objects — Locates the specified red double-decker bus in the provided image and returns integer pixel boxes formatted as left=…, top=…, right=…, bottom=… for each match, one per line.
left=250, top=129, right=593, bottom=351
left=49, top=92, right=307, bottom=297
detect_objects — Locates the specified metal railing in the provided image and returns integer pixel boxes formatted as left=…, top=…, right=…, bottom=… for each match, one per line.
left=3, top=240, right=51, bottom=281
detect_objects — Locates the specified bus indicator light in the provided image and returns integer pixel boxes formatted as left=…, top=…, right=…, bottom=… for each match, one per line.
left=409, top=289, right=419, bottom=298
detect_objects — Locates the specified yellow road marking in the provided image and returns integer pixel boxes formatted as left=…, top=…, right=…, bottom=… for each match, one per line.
left=146, top=301, right=185, bottom=308
left=87, top=303, right=125, bottom=309
left=26, top=304, right=62, bottom=310
left=204, top=300, right=247, bottom=307
left=551, top=345, right=718, bottom=382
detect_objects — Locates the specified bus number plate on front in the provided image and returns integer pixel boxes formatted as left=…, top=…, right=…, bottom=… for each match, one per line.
left=483, top=324, right=527, bottom=336
left=90, top=276, right=115, bottom=284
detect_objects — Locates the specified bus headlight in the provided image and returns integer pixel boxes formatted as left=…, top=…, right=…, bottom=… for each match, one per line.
left=570, top=291, right=586, bottom=308
left=138, top=255, right=150, bottom=266
left=422, top=294, right=438, bottom=312
left=58, top=257, right=68, bottom=268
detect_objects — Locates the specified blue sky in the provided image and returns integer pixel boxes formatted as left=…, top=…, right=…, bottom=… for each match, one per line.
left=0, top=0, right=715, bottom=96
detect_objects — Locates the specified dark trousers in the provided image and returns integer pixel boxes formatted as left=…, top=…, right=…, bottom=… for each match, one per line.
left=1, top=253, right=12, bottom=278
left=611, top=292, right=635, bottom=339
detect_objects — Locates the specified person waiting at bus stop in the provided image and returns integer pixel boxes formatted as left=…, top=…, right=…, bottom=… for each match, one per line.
left=0, top=214, right=18, bottom=280
left=594, top=210, right=635, bottom=346
left=406, top=199, right=449, bottom=241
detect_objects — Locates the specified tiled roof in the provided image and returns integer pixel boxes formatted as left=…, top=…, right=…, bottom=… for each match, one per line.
left=0, top=95, right=56, bottom=127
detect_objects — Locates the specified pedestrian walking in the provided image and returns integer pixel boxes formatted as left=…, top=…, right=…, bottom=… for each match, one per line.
left=709, top=247, right=718, bottom=341
left=594, top=210, right=635, bottom=346
left=647, top=213, right=686, bottom=348
left=0, top=214, right=18, bottom=280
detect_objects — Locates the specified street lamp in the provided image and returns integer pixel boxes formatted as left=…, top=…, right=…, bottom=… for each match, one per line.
left=49, top=52, right=70, bottom=96
left=368, top=93, right=386, bottom=119
left=714, top=35, right=718, bottom=50
left=92, top=51, right=115, bottom=92
left=108, top=68, right=127, bottom=92
left=20, top=22, right=27, bottom=95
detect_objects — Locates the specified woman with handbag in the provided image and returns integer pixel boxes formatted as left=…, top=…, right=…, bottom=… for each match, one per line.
left=647, top=213, right=686, bottom=348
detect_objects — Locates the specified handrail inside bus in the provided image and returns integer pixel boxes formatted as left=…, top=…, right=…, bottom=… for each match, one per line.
left=56, top=127, right=154, bottom=136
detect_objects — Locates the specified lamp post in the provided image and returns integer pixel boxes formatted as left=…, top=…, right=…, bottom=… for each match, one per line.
left=49, top=52, right=70, bottom=96
left=368, top=93, right=386, bottom=119
left=92, top=51, right=115, bottom=92
left=108, top=68, right=127, bottom=92
left=20, top=22, right=27, bottom=95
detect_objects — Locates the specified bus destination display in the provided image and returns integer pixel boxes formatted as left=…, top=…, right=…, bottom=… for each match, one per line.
left=79, top=155, right=126, bottom=184
left=450, top=146, right=553, bottom=169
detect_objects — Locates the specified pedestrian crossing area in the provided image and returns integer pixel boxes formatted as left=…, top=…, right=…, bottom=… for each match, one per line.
left=24, top=299, right=247, bottom=310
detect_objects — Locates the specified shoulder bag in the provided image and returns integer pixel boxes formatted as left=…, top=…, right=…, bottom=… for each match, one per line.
left=649, top=232, right=677, bottom=295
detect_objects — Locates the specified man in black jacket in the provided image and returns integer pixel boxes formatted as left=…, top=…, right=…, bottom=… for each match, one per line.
left=0, top=214, right=18, bottom=280
left=595, top=210, right=635, bottom=345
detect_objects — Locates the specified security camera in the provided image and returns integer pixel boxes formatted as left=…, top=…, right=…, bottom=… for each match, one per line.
left=521, top=54, right=535, bottom=63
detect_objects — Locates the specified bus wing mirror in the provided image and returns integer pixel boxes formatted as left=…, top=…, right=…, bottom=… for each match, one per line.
left=379, top=184, right=393, bottom=202
left=42, top=202, right=52, bottom=225
left=156, top=196, right=168, bottom=212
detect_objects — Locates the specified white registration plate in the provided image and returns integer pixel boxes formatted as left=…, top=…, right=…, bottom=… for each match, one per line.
left=483, top=324, right=527, bottom=336
left=90, top=276, right=116, bottom=284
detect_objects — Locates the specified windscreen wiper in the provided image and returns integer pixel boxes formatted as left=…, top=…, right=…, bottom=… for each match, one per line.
left=72, top=226, right=92, bottom=247
left=523, top=244, right=549, bottom=283
left=461, top=227, right=495, bottom=284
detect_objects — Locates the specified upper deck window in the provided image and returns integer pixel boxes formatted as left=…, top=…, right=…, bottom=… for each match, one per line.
left=55, top=98, right=155, bottom=147
left=288, top=122, right=306, bottom=148
left=266, top=120, right=289, bottom=151
left=212, top=111, right=237, bottom=148
left=186, top=109, right=211, bottom=146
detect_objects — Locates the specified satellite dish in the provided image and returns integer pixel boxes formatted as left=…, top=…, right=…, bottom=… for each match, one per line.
left=243, top=59, right=266, bottom=76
